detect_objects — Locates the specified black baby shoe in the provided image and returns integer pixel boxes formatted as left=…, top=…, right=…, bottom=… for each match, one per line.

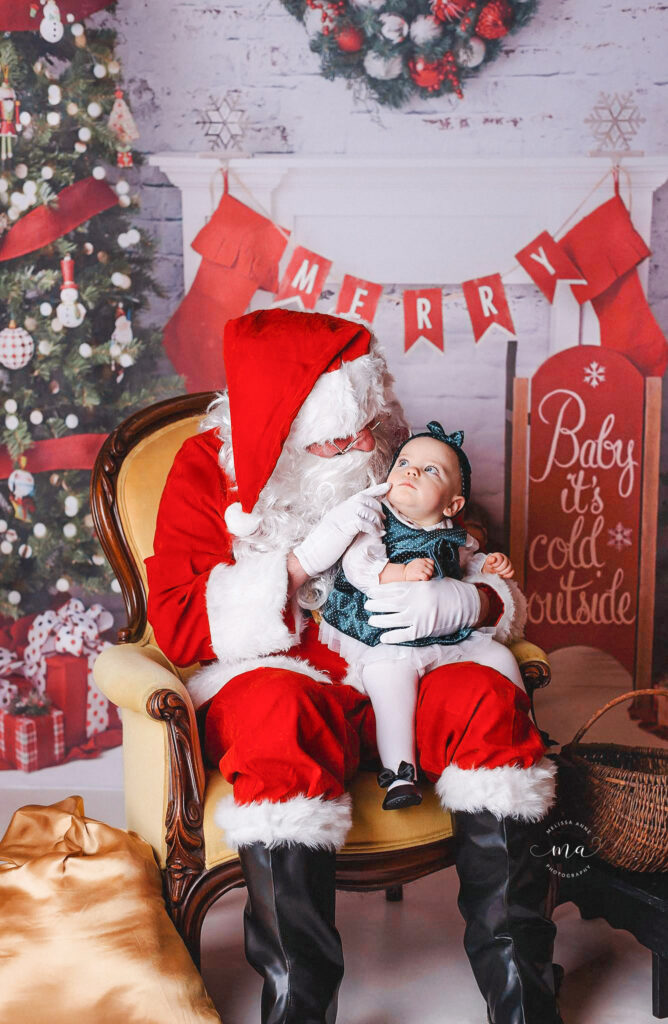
left=377, top=761, right=423, bottom=810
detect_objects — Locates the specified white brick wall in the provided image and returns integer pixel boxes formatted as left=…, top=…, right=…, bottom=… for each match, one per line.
left=105, top=0, right=668, bottom=663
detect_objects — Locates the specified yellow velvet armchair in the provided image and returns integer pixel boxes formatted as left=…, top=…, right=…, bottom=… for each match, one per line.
left=91, top=392, right=551, bottom=966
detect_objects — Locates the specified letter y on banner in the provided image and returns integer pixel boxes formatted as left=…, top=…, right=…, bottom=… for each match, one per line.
left=515, top=230, right=586, bottom=302
left=462, top=273, right=516, bottom=343
left=403, top=288, right=444, bottom=352
left=274, top=246, right=332, bottom=309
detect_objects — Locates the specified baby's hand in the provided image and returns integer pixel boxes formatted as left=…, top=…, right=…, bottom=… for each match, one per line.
left=403, top=558, right=435, bottom=582
left=482, top=552, right=514, bottom=579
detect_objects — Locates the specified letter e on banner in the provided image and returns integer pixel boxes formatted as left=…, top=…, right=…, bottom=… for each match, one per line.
left=403, top=288, right=444, bottom=352
left=462, top=274, right=516, bottom=343
left=515, top=231, right=587, bottom=302
left=274, top=246, right=333, bottom=310
left=335, top=275, right=383, bottom=322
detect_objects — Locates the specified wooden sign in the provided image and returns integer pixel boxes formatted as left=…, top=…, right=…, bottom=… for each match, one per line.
left=516, top=347, right=649, bottom=676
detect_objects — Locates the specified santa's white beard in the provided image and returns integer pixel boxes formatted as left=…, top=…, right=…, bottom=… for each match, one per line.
left=202, top=385, right=407, bottom=607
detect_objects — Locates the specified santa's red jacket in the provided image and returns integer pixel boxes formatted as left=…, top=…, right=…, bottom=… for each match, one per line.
left=146, top=427, right=526, bottom=712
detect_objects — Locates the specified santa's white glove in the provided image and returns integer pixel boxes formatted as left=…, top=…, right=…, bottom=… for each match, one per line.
left=293, top=482, right=390, bottom=577
left=364, top=577, right=481, bottom=645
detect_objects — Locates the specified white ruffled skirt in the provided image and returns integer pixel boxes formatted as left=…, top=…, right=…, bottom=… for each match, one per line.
left=318, top=620, right=523, bottom=694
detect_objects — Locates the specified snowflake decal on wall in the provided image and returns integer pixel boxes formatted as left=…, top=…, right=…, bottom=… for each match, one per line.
left=585, top=92, right=646, bottom=153
left=195, top=92, right=247, bottom=151
left=608, top=522, right=633, bottom=552
left=583, top=361, right=606, bottom=388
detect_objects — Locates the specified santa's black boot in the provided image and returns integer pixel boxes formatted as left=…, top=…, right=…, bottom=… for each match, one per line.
left=238, top=842, right=344, bottom=1024
left=453, top=810, right=563, bottom=1024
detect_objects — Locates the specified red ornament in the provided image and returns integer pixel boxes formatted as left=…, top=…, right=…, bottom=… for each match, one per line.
left=476, top=0, right=514, bottom=40
left=408, top=53, right=462, bottom=97
left=335, top=24, right=364, bottom=52
left=408, top=56, right=447, bottom=92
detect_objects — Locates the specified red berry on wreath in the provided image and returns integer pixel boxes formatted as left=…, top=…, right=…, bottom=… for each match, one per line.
left=408, top=56, right=448, bottom=92
left=476, top=0, right=514, bottom=40
left=335, top=24, right=364, bottom=52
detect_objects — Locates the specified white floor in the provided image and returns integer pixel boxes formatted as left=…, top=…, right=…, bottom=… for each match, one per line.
left=199, top=867, right=660, bottom=1024
left=1, top=647, right=665, bottom=1024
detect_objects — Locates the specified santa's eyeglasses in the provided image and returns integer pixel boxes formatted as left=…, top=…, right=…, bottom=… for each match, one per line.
left=331, top=420, right=383, bottom=456
left=306, top=419, right=383, bottom=459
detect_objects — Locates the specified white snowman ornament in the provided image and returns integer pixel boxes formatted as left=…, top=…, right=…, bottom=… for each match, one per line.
left=56, top=255, right=86, bottom=328
left=109, top=304, right=133, bottom=374
left=40, top=0, right=65, bottom=43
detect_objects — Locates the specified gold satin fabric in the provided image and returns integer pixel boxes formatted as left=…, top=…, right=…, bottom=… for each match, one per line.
left=0, top=796, right=222, bottom=1023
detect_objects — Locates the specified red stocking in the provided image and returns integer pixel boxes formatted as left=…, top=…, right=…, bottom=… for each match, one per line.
left=592, top=268, right=667, bottom=378
left=560, top=193, right=667, bottom=377
left=162, top=177, right=288, bottom=393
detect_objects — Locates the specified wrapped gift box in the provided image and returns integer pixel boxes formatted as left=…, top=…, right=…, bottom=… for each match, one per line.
left=0, top=706, right=65, bottom=772
left=44, top=654, right=89, bottom=750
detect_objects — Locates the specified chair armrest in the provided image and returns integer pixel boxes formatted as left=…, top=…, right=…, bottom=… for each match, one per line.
left=93, top=642, right=191, bottom=715
left=93, top=643, right=206, bottom=890
left=510, top=639, right=551, bottom=699
left=510, top=639, right=550, bottom=672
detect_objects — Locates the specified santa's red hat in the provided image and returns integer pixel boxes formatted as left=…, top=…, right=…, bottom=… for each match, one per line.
left=224, top=309, right=373, bottom=516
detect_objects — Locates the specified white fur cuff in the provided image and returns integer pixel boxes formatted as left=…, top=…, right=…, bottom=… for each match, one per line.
left=436, top=758, right=557, bottom=822
left=206, top=551, right=295, bottom=662
left=466, top=569, right=527, bottom=645
left=215, top=792, right=353, bottom=851
left=187, top=655, right=332, bottom=709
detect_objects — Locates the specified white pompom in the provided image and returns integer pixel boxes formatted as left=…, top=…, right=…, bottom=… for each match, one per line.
left=409, top=14, right=442, bottom=44
left=224, top=501, right=262, bottom=537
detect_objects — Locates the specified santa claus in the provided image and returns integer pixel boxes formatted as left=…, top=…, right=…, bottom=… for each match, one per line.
left=146, top=308, right=562, bottom=1024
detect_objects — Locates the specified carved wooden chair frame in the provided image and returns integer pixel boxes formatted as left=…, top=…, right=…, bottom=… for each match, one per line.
left=90, top=392, right=551, bottom=963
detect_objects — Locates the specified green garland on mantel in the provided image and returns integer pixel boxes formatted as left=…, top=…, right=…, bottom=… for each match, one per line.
left=280, top=0, right=539, bottom=107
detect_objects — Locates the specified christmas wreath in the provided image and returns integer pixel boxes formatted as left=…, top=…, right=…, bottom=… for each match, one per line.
left=280, top=0, right=538, bottom=105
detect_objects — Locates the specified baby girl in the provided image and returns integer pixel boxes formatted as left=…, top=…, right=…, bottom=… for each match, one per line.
left=316, top=422, right=521, bottom=810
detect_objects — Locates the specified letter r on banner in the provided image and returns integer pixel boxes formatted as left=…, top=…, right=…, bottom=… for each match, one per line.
left=274, top=246, right=333, bottom=310
left=462, top=274, right=516, bottom=343
left=515, top=230, right=586, bottom=302
left=403, top=288, right=444, bottom=352
left=335, top=275, right=383, bottom=322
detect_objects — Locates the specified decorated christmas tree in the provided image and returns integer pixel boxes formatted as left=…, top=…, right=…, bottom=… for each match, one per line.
left=0, top=1, right=180, bottom=619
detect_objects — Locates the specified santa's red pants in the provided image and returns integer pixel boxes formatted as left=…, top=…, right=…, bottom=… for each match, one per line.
left=204, top=661, right=546, bottom=806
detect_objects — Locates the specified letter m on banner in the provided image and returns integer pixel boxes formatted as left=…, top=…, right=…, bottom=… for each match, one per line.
left=274, top=246, right=332, bottom=310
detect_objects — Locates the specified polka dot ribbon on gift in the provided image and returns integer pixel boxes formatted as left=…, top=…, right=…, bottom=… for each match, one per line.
left=0, top=646, right=24, bottom=710
left=22, top=599, right=113, bottom=690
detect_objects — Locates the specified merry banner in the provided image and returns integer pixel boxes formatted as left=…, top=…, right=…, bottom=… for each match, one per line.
left=522, top=347, right=644, bottom=673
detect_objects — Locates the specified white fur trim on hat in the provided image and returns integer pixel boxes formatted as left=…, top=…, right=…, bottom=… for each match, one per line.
left=206, top=551, right=296, bottom=662
left=436, top=757, right=557, bottom=822
left=224, top=501, right=262, bottom=537
left=214, top=792, right=353, bottom=851
left=464, top=568, right=527, bottom=645
left=187, top=654, right=332, bottom=709
left=289, top=345, right=390, bottom=449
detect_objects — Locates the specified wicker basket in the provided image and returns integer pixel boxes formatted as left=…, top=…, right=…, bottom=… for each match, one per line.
left=559, top=689, right=668, bottom=873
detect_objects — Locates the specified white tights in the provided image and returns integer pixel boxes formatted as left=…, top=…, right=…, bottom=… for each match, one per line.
left=361, top=660, right=420, bottom=789
left=360, top=641, right=524, bottom=790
